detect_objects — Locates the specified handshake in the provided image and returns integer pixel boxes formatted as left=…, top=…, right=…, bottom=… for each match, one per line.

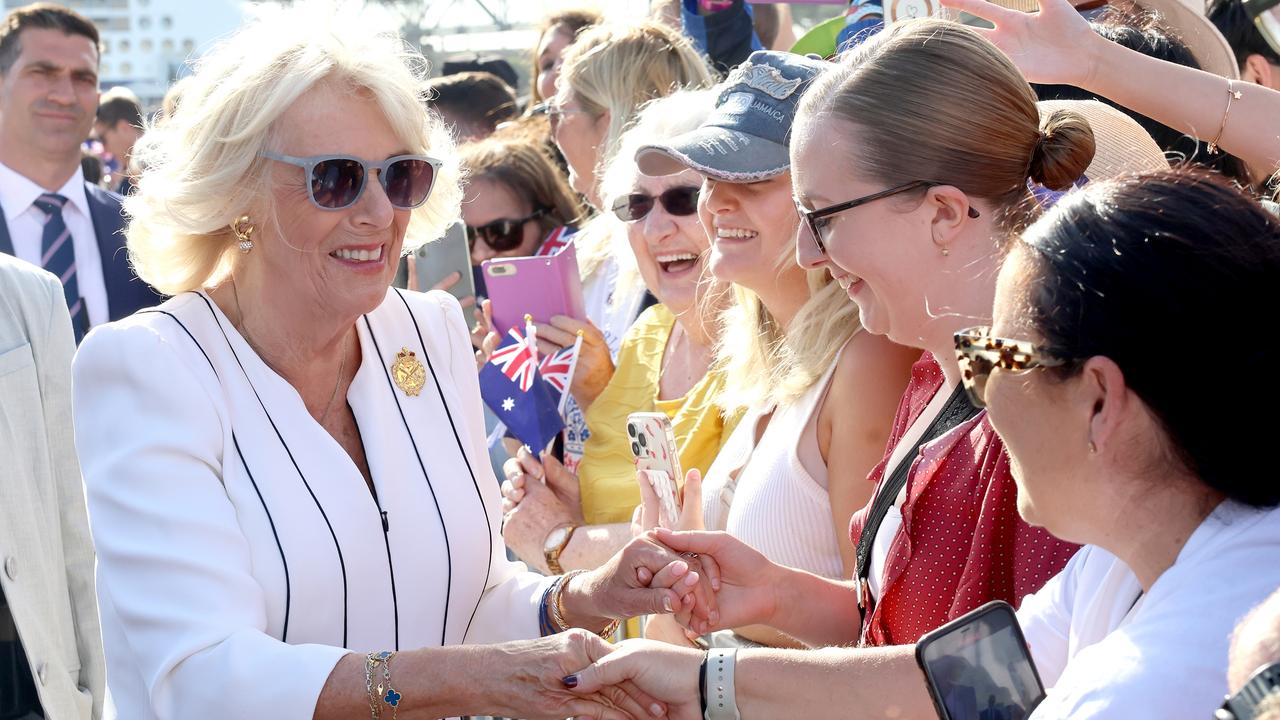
left=471, top=525, right=778, bottom=720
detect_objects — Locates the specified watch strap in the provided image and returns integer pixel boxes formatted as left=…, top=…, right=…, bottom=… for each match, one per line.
left=703, top=648, right=741, bottom=720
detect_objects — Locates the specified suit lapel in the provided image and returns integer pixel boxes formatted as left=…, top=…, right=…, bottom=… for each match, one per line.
left=84, top=185, right=130, bottom=319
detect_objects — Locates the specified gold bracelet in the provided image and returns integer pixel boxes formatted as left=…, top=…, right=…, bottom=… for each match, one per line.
left=365, top=651, right=402, bottom=720
left=551, top=569, right=622, bottom=639
left=1208, top=80, right=1242, bottom=154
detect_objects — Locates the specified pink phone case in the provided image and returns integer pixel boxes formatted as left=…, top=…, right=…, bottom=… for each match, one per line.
left=483, top=242, right=587, bottom=333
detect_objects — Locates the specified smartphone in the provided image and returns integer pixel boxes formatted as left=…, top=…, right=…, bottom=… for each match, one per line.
left=916, top=601, right=1046, bottom=720
left=394, top=222, right=475, bottom=302
left=627, top=412, right=683, bottom=527
left=482, top=241, right=586, bottom=333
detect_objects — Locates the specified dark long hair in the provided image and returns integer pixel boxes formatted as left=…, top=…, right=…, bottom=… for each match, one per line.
left=1018, top=167, right=1280, bottom=507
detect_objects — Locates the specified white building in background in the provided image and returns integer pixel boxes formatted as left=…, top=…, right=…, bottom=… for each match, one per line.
left=5, top=0, right=245, bottom=108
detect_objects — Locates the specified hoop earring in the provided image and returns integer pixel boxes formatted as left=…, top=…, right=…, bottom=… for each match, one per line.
left=232, top=215, right=256, bottom=254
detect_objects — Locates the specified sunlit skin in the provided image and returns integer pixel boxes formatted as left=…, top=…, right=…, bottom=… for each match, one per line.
left=0, top=27, right=99, bottom=190
left=698, top=173, right=808, bottom=321
left=536, top=24, right=573, bottom=104
left=551, top=87, right=609, bottom=207
left=791, top=116, right=996, bottom=382
left=623, top=168, right=712, bottom=319
left=463, top=175, right=544, bottom=264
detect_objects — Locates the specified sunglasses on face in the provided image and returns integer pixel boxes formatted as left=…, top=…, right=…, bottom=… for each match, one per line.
left=466, top=208, right=546, bottom=253
left=611, top=186, right=701, bottom=223
left=795, top=180, right=982, bottom=255
left=953, top=326, right=1069, bottom=408
left=260, top=151, right=441, bottom=210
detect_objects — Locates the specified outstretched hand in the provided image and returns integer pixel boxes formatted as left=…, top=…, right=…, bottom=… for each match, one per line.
left=939, top=0, right=1099, bottom=87
left=649, top=528, right=781, bottom=637
left=563, top=639, right=705, bottom=720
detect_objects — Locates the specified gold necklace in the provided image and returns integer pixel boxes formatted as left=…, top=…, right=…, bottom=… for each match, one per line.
left=231, top=279, right=350, bottom=425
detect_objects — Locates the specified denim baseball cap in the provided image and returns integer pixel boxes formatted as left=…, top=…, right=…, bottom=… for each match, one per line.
left=636, top=50, right=830, bottom=182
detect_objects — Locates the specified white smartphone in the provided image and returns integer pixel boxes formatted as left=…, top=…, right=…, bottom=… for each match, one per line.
left=627, top=412, right=683, bottom=527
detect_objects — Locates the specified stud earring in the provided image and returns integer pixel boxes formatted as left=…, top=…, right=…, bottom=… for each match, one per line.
left=231, top=215, right=255, bottom=254
left=941, top=247, right=950, bottom=257
left=1088, top=440, right=1097, bottom=454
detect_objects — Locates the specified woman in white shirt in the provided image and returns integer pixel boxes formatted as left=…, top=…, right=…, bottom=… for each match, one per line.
left=71, top=6, right=711, bottom=720
left=561, top=169, right=1280, bottom=718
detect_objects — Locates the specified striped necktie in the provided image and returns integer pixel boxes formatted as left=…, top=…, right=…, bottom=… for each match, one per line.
left=32, top=193, right=89, bottom=342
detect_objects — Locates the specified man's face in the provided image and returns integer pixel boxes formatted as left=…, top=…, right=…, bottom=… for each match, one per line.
left=0, top=28, right=99, bottom=164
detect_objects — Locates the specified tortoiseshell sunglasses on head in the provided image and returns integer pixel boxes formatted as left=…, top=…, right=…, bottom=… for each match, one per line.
left=953, top=326, right=1070, bottom=408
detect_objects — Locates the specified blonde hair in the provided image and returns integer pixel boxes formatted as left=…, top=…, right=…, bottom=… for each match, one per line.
left=799, top=19, right=1095, bottom=234
left=124, top=1, right=463, bottom=295
left=714, top=230, right=860, bottom=411
left=558, top=20, right=714, bottom=280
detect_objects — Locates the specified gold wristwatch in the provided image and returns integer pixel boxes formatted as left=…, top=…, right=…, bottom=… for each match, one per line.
left=543, top=523, right=578, bottom=574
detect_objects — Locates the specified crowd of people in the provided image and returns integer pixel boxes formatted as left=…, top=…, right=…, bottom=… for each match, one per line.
left=2, top=0, right=1280, bottom=719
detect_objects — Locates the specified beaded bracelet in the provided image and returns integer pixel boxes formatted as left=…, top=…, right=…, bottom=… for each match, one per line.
left=551, top=570, right=622, bottom=639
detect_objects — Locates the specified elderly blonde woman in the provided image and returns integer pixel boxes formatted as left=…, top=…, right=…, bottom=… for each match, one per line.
left=501, top=90, right=737, bottom=577
left=70, top=6, right=711, bottom=720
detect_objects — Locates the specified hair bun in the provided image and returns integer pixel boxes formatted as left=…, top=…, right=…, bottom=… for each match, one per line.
left=1029, top=109, right=1096, bottom=191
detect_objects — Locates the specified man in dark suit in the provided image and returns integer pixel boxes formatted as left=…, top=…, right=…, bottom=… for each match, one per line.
left=0, top=3, right=158, bottom=343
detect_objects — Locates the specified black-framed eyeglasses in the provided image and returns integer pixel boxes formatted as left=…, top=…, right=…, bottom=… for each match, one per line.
left=794, top=180, right=981, bottom=255
left=466, top=208, right=547, bottom=253
left=610, top=186, right=701, bottom=223
left=260, top=151, right=441, bottom=210
left=953, top=326, right=1069, bottom=409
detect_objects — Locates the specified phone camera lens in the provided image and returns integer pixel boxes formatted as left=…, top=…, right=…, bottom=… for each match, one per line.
left=638, top=434, right=647, bottom=447
left=631, top=442, right=640, bottom=456
left=627, top=423, right=636, bottom=437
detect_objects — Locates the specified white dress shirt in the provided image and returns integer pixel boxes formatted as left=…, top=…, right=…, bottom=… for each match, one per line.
left=73, top=288, right=552, bottom=720
left=0, top=162, right=109, bottom=327
left=1018, top=501, right=1280, bottom=718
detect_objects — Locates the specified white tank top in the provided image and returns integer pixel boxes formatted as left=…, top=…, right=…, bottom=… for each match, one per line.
left=701, top=348, right=848, bottom=581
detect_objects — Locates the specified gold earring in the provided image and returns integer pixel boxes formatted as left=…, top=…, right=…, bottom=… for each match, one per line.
left=231, top=215, right=255, bottom=254
left=941, top=247, right=950, bottom=257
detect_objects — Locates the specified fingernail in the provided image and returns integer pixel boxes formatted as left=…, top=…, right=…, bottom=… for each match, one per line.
left=651, top=703, right=665, bottom=716
left=684, top=572, right=699, bottom=587
left=562, top=674, right=579, bottom=688
left=663, top=596, right=673, bottom=612
left=712, top=579, right=721, bottom=591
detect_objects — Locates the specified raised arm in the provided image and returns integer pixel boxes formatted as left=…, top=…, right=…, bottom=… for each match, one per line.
left=943, top=0, right=1280, bottom=175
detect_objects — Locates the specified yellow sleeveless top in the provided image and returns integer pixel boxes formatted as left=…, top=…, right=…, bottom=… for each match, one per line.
left=578, top=304, right=739, bottom=525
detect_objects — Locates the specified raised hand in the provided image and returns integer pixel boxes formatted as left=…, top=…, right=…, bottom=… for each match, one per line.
left=939, top=0, right=1099, bottom=87
left=564, top=639, right=705, bottom=720
left=635, top=468, right=707, bottom=534
left=533, top=315, right=615, bottom=410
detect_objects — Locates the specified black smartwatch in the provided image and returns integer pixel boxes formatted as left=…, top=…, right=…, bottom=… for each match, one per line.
left=1217, top=662, right=1280, bottom=720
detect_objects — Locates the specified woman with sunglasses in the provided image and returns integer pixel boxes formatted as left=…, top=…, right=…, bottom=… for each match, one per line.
left=459, top=133, right=583, bottom=266
left=568, top=167, right=1280, bottom=720
left=500, top=91, right=741, bottom=580
left=69, top=7, right=720, bottom=720
left=625, top=50, right=918, bottom=650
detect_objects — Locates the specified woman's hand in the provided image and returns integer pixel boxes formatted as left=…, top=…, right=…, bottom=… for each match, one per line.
left=501, top=453, right=586, bottom=572
left=940, top=0, right=1100, bottom=88
left=474, top=630, right=665, bottom=720
left=471, top=298, right=494, bottom=353
left=652, top=528, right=782, bottom=636
left=533, top=316, right=615, bottom=410
left=564, top=639, right=705, bottom=720
left=562, top=532, right=715, bottom=627
left=635, top=468, right=707, bottom=534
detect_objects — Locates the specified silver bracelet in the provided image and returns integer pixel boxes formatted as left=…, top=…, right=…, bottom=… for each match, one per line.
left=704, top=648, right=741, bottom=720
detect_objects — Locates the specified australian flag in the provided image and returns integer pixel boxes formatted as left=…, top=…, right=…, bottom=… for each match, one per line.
left=480, top=326, right=565, bottom=451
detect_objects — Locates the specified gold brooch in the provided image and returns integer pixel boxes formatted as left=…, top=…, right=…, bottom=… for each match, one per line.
left=390, top=347, right=425, bottom=397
